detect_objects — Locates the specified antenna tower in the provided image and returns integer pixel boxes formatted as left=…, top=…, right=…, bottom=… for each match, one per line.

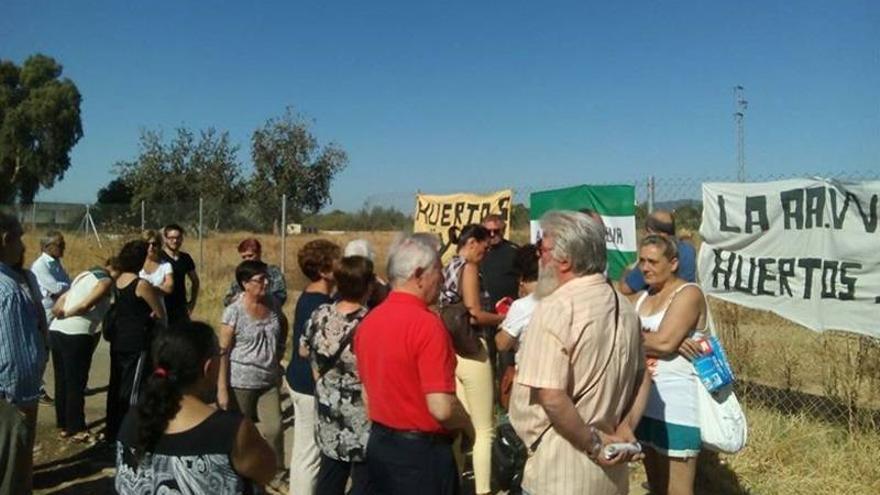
left=734, top=85, right=748, bottom=182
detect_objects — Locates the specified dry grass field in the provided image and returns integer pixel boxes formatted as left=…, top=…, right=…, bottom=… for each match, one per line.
left=22, top=230, right=880, bottom=494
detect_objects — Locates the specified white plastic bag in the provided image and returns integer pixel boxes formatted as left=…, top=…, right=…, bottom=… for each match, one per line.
left=697, top=383, right=748, bottom=454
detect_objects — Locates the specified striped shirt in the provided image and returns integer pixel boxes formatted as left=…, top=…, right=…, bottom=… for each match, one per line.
left=0, top=263, right=46, bottom=404
left=509, top=274, right=643, bottom=495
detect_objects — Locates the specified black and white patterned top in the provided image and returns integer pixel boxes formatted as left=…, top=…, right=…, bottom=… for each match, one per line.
left=300, top=303, right=370, bottom=462
left=440, top=255, right=491, bottom=310
left=440, top=255, right=467, bottom=305
left=115, top=409, right=259, bottom=494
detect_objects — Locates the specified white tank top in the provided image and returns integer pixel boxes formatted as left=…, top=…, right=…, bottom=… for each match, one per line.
left=635, top=282, right=704, bottom=426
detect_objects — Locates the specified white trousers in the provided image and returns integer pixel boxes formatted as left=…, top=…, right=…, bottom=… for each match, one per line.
left=289, top=389, right=320, bottom=495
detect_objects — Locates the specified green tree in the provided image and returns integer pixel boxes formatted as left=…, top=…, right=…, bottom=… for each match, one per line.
left=250, top=108, right=348, bottom=227
left=673, top=203, right=703, bottom=234
left=510, top=202, right=530, bottom=230
left=0, top=54, right=83, bottom=204
left=303, top=205, right=410, bottom=231
left=97, top=177, right=133, bottom=205
left=113, top=127, right=245, bottom=229
left=636, top=202, right=648, bottom=230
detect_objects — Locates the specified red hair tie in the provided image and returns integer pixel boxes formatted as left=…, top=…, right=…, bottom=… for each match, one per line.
left=153, top=367, right=169, bottom=378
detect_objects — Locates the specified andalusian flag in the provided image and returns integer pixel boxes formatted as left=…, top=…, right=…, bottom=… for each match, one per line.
left=529, top=185, right=637, bottom=280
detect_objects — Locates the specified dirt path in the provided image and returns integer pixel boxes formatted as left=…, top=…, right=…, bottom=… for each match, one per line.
left=32, top=339, right=294, bottom=494
left=34, top=339, right=114, bottom=494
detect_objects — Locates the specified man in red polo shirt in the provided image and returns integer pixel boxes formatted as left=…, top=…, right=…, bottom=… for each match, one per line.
left=355, top=233, right=473, bottom=495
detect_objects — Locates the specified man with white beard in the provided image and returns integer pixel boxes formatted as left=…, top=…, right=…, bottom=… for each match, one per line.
left=509, top=210, right=649, bottom=495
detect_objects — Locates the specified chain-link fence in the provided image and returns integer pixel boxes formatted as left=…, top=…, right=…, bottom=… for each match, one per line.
left=317, top=169, right=880, bottom=434
left=637, top=170, right=880, bottom=433
left=6, top=169, right=879, bottom=432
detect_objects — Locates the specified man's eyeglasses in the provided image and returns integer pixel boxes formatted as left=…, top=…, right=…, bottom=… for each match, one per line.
left=165, top=235, right=181, bottom=241
left=487, top=228, right=503, bottom=236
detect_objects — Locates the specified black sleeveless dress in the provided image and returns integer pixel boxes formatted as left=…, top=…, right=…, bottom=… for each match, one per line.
left=112, top=278, right=155, bottom=353
left=115, top=409, right=259, bottom=494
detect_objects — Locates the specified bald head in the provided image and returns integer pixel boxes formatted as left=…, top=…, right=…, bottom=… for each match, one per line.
left=646, top=210, right=676, bottom=236
left=0, top=213, right=24, bottom=265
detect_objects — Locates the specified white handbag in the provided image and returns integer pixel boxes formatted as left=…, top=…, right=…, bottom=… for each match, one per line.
left=697, top=302, right=748, bottom=454
left=697, top=382, right=748, bottom=453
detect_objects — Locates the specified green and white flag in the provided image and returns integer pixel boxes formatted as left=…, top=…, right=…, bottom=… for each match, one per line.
left=530, top=184, right=637, bottom=280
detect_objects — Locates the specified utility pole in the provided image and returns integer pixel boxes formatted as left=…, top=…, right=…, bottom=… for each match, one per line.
left=734, top=85, right=748, bottom=182
left=280, top=194, right=287, bottom=276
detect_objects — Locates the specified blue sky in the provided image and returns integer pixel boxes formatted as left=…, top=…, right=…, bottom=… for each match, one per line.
left=3, top=1, right=878, bottom=211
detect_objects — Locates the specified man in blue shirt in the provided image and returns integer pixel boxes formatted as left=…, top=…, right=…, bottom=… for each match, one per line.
left=618, top=210, right=697, bottom=294
left=0, top=213, right=46, bottom=494
left=30, top=230, right=70, bottom=405
left=30, top=231, right=71, bottom=324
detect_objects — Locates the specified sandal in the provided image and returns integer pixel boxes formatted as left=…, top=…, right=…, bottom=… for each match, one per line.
left=70, top=432, right=94, bottom=444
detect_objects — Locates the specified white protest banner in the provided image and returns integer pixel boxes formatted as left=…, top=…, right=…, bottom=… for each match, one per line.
left=698, top=178, right=880, bottom=338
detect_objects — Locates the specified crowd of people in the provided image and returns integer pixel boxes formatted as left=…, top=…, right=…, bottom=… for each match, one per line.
left=0, top=206, right=712, bottom=495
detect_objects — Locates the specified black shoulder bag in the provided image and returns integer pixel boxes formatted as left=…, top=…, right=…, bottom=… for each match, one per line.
left=101, top=285, right=120, bottom=342
left=437, top=300, right=484, bottom=359
left=492, top=283, right=620, bottom=492
left=437, top=264, right=485, bottom=359
left=316, top=327, right=358, bottom=378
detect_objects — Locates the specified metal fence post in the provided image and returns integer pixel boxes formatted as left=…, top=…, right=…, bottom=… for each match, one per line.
left=280, top=194, right=287, bottom=276
left=198, top=197, right=204, bottom=272
left=140, top=200, right=145, bottom=231
left=647, top=176, right=655, bottom=214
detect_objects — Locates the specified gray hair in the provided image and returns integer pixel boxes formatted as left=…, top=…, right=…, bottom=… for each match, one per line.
left=40, top=230, right=64, bottom=250
left=386, top=233, right=441, bottom=285
left=482, top=213, right=506, bottom=227
left=540, top=210, right=606, bottom=276
left=344, top=239, right=375, bottom=261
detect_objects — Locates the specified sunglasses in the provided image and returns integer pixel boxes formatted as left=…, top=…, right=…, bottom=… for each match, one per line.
left=487, top=228, right=503, bottom=236
left=247, top=275, right=269, bottom=284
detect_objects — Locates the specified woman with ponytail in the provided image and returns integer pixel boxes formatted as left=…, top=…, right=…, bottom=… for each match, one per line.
left=115, top=321, right=276, bottom=493
left=438, top=224, right=502, bottom=495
